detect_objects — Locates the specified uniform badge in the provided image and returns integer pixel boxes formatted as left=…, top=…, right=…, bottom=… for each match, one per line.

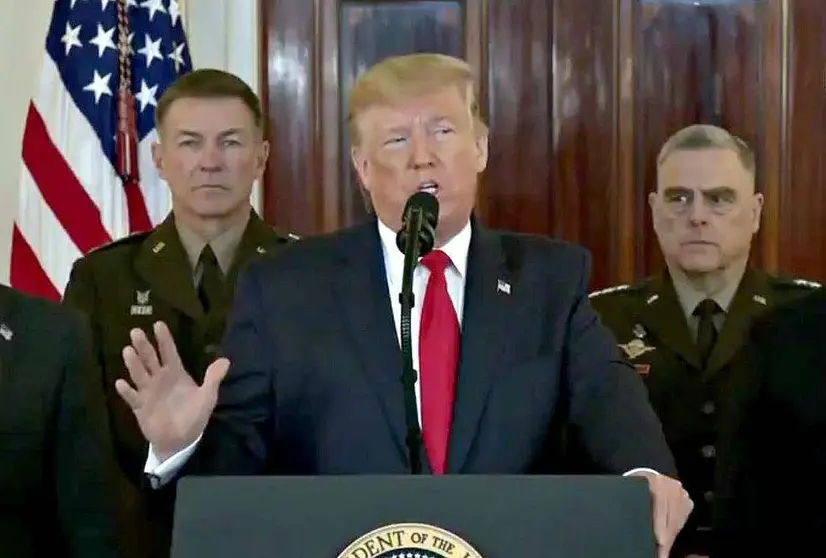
left=634, top=364, right=651, bottom=375
left=589, top=284, right=629, bottom=298
left=793, top=278, right=821, bottom=289
left=0, top=323, right=13, bottom=341
left=130, top=290, right=153, bottom=316
left=633, top=323, right=646, bottom=339
left=618, top=338, right=655, bottom=360
left=256, top=246, right=267, bottom=254
left=752, top=294, right=767, bottom=305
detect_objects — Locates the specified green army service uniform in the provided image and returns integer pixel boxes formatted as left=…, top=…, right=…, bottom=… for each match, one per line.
left=62, top=209, right=297, bottom=558
left=585, top=268, right=820, bottom=556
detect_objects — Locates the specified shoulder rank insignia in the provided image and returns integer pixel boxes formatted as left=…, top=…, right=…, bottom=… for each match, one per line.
left=618, top=338, right=656, bottom=360
left=589, top=284, right=630, bottom=298
left=87, top=230, right=151, bottom=254
left=792, top=278, right=821, bottom=289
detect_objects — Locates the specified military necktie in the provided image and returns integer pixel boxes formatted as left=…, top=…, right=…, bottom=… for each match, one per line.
left=694, top=298, right=720, bottom=368
left=197, top=244, right=224, bottom=314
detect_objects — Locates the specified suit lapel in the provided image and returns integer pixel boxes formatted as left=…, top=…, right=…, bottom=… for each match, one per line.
left=447, top=223, right=510, bottom=472
left=637, top=272, right=701, bottom=369
left=134, top=215, right=203, bottom=319
left=332, top=220, right=410, bottom=464
left=704, top=268, right=771, bottom=376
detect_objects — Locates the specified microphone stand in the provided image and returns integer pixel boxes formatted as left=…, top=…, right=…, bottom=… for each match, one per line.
left=398, top=207, right=424, bottom=474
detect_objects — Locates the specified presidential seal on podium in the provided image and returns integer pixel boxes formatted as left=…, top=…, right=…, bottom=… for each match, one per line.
left=337, top=523, right=483, bottom=558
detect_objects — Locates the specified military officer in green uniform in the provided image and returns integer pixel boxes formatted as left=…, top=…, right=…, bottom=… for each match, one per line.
left=583, top=125, right=819, bottom=557
left=62, top=69, right=297, bottom=558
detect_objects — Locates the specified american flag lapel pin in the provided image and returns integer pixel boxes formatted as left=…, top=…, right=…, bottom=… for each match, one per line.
left=497, top=279, right=511, bottom=295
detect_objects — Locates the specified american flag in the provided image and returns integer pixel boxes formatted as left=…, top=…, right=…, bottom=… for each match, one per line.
left=11, top=0, right=191, bottom=300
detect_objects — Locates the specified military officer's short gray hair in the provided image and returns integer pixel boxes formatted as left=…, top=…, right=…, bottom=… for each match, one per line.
left=657, top=124, right=755, bottom=175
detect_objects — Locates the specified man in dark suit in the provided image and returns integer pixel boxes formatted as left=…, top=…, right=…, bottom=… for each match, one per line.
left=117, top=53, right=693, bottom=557
left=582, top=125, right=819, bottom=556
left=62, top=69, right=296, bottom=558
left=0, top=284, right=117, bottom=557
left=714, top=288, right=826, bottom=556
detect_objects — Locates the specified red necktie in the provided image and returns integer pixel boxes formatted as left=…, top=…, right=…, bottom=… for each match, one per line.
left=419, top=250, right=459, bottom=474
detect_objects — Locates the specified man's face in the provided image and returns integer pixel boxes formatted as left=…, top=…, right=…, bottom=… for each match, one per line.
left=350, top=86, right=488, bottom=244
left=649, top=148, right=762, bottom=275
left=152, top=96, right=268, bottom=222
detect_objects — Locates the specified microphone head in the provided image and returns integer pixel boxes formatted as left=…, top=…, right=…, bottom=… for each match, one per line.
left=404, top=190, right=439, bottom=224
left=395, top=191, right=440, bottom=255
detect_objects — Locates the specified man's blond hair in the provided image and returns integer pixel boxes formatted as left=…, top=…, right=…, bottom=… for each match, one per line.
left=346, top=53, right=487, bottom=145
left=657, top=124, right=755, bottom=175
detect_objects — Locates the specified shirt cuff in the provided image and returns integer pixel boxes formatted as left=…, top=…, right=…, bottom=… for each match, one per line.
left=622, top=467, right=660, bottom=477
left=143, top=434, right=202, bottom=488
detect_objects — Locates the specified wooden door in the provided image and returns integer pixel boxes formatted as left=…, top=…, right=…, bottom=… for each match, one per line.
left=259, top=0, right=826, bottom=288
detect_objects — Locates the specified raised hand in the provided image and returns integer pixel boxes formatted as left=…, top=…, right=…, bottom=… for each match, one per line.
left=115, top=321, right=228, bottom=461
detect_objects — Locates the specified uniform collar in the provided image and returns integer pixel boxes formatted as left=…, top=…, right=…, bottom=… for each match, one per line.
left=175, top=210, right=251, bottom=274
left=668, top=262, right=747, bottom=318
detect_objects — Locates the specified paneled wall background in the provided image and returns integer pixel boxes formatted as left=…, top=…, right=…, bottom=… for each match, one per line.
left=257, top=0, right=826, bottom=289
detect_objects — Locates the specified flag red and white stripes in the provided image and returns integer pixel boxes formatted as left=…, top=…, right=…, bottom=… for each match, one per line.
left=11, top=0, right=190, bottom=300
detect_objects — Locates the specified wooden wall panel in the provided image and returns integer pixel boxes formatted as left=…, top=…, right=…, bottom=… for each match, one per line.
left=484, top=0, right=626, bottom=289
left=259, top=0, right=826, bottom=287
left=479, top=0, right=553, bottom=233
left=633, top=0, right=769, bottom=276
left=259, top=0, right=318, bottom=236
left=780, top=0, right=826, bottom=278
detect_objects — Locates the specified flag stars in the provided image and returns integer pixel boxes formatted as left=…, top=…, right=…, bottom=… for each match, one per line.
left=89, top=23, right=116, bottom=57
left=83, top=69, right=113, bottom=104
left=135, top=79, right=159, bottom=112
left=168, top=0, right=181, bottom=26
left=138, top=34, right=163, bottom=68
left=99, top=0, right=114, bottom=10
left=60, top=22, right=82, bottom=55
left=140, top=0, right=167, bottom=22
left=169, top=41, right=186, bottom=73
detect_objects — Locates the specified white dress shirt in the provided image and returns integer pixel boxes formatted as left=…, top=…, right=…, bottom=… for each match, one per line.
left=144, top=218, right=655, bottom=484
left=377, top=218, right=471, bottom=424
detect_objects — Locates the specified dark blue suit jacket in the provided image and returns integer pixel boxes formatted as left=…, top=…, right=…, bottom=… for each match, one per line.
left=0, top=285, right=117, bottom=557
left=194, top=218, right=677, bottom=476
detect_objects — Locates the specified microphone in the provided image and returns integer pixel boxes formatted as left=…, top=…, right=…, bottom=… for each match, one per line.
left=395, top=190, right=439, bottom=474
left=395, top=191, right=439, bottom=256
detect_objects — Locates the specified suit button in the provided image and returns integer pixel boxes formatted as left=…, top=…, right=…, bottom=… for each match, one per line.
left=701, top=445, right=716, bottom=458
left=704, top=490, right=714, bottom=502
left=702, top=401, right=715, bottom=414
